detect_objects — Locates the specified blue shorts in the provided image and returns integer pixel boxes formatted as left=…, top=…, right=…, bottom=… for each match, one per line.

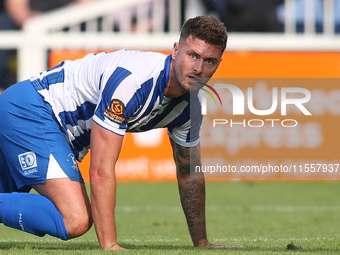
left=0, top=80, right=84, bottom=193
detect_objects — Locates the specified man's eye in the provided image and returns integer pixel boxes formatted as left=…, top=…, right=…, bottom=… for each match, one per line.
left=206, top=59, right=216, bottom=65
left=190, top=54, right=196, bottom=59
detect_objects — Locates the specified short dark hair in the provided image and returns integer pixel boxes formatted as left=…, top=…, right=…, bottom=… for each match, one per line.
left=179, top=16, right=228, bottom=53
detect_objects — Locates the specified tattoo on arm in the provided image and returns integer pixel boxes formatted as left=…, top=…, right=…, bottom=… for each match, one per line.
left=170, top=139, right=207, bottom=246
left=170, top=139, right=200, bottom=174
left=179, top=179, right=207, bottom=246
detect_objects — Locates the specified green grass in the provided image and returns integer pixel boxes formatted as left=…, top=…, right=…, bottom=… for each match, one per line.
left=1, top=181, right=340, bottom=254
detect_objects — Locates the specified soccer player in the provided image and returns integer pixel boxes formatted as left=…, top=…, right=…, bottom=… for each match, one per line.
left=0, top=16, right=239, bottom=250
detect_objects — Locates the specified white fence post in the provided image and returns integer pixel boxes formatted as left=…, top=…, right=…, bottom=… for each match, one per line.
left=169, top=0, right=181, bottom=32
left=284, top=0, right=296, bottom=33
left=305, top=0, right=315, bottom=34
left=17, top=42, right=47, bottom=82
left=324, top=0, right=335, bottom=35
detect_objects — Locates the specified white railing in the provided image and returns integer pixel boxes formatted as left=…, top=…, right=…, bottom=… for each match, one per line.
left=23, top=0, right=180, bottom=34
left=283, top=0, right=339, bottom=34
left=0, top=0, right=339, bottom=82
left=0, top=0, right=181, bottom=81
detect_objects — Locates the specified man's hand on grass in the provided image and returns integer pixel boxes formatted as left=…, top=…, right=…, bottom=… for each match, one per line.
left=108, top=244, right=129, bottom=251
left=199, top=241, right=244, bottom=249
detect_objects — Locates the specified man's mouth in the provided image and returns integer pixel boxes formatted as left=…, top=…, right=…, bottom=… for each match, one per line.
left=189, top=75, right=199, bottom=80
left=188, top=77, right=204, bottom=91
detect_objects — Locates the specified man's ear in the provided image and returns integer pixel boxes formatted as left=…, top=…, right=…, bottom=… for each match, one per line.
left=172, top=42, right=179, bottom=59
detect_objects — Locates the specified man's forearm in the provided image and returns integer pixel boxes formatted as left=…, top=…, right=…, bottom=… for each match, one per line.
left=177, top=174, right=208, bottom=246
left=90, top=170, right=118, bottom=250
left=170, top=139, right=209, bottom=246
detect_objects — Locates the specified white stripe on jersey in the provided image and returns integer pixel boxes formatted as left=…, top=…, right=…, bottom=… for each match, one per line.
left=153, top=101, right=188, bottom=128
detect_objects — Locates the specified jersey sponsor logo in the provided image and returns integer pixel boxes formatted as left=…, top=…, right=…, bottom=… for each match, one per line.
left=18, top=151, right=38, bottom=175
left=111, top=99, right=125, bottom=115
left=104, top=99, right=126, bottom=124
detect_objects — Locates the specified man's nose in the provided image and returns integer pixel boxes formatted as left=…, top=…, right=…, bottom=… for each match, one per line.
left=193, top=60, right=203, bottom=74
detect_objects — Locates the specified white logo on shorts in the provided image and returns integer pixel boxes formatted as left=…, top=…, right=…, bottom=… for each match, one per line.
left=68, top=153, right=79, bottom=171
left=18, top=151, right=38, bottom=170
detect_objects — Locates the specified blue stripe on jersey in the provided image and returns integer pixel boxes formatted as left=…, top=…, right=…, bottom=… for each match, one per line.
left=166, top=105, right=190, bottom=127
left=47, top=61, right=65, bottom=71
left=98, top=74, right=103, bottom=91
left=139, top=93, right=190, bottom=131
left=129, top=56, right=170, bottom=126
left=142, top=76, right=165, bottom=117
left=149, top=92, right=202, bottom=143
left=58, top=101, right=96, bottom=127
left=125, top=78, right=153, bottom=119
left=71, top=130, right=91, bottom=159
left=185, top=97, right=202, bottom=143
left=58, top=101, right=96, bottom=157
left=32, top=70, right=65, bottom=90
left=41, top=70, right=65, bottom=89
left=32, top=62, right=66, bottom=90
left=137, top=96, right=185, bottom=131
left=95, top=67, right=132, bottom=121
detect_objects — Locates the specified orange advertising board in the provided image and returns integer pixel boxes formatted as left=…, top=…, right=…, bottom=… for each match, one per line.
left=49, top=50, right=340, bottom=181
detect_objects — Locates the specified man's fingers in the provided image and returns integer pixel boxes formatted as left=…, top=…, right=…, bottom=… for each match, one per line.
left=209, top=243, right=244, bottom=249
left=109, top=244, right=129, bottom=251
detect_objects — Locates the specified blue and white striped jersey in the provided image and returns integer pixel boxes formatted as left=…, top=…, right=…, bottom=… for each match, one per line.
left=29, top=50, right=202, bottom=161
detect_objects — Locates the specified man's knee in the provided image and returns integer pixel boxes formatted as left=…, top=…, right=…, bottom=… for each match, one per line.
left=65, top=210, right=93, bottom=238
left=32, top=179, right=92, bottom=237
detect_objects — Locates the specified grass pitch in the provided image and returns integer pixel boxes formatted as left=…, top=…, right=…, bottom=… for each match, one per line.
left=1, top=181, right=340, bottom=254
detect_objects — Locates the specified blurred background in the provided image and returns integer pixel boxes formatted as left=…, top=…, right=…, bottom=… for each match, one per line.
left=0, top=0, right=339, bottom=182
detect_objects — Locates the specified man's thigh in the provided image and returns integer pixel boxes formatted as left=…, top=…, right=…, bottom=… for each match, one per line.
left=0, top=80, right=84, bottom=192
left=0, top=81, right=91, bottom=235
left=33, top=178, right=90, bottom=214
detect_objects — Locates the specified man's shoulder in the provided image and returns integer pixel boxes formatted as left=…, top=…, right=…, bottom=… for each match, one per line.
left=106, top=50, right=170, bottom=84
left=110, top=49, right=168, bottom=61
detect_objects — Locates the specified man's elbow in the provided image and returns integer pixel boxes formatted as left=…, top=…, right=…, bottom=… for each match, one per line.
left=176, top=164, right=204, bottom=180
left=89, top=166, right=116, bottom=183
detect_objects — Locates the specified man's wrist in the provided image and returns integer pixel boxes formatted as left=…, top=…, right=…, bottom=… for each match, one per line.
left=195, top=239, right=210, bottom=247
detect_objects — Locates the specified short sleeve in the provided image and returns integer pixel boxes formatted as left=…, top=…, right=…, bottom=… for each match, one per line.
left=167, top=95, right=203, bottom=147
left=93, top=67, right=142, bottom=136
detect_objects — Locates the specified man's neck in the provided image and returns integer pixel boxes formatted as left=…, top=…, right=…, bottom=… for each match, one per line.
left=164, top=61, right=186, bottom=99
